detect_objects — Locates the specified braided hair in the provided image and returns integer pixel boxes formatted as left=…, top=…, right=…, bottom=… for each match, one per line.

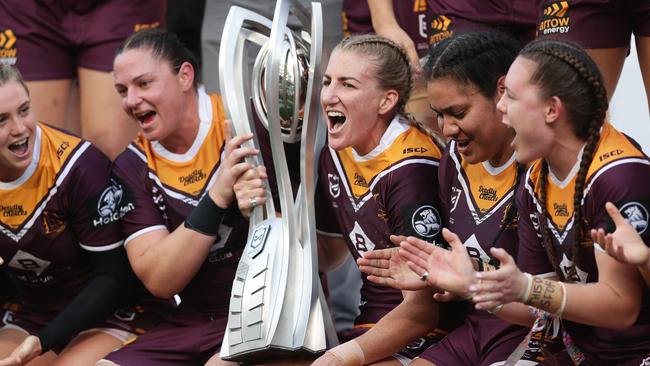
left=423, top=32, right=524, bottom=245
left=424, top=32, right=519, bottom=99
left=520, top=39, right=608, bottom=282
left=334, top=34, right=413, bottom=119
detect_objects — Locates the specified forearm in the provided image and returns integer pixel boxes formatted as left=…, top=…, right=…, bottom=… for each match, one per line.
left=367, top=0, right=398, bottom=34
left=354, top=289, right=438, bottom=363
left=37, top=275, right=127, bottom=352
left=129, top=227, right=215, bottom=298
left=494, top=302, right=536, bottom=327
left=318, top=234, right=350, bottom=272
left=562, top=281, right=640, bottom=329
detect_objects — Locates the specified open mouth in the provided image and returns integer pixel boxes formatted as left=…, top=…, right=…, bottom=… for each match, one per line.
left=8, top=138, right=29, bottom=156
left=327, top=110, right=346, bottom=132
left=455, top=138, right=472, bottom=149
left=135, top=110, right=156, bottom=125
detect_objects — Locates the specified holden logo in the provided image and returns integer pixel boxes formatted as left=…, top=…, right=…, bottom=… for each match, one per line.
left=412, top=205, right=441, bottom=238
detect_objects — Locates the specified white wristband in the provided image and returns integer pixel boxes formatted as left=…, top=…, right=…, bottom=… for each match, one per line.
left=328, top=340, right=365, bottom=366
left=520, top=273, right=533, bottom=303
left=556, top=281, right=568, bottom=317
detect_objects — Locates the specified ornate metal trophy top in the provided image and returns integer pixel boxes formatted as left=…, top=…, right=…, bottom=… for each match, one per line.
left=218, top=0, right=335, bottom=361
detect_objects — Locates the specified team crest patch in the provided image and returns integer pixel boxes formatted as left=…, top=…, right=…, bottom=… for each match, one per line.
left=411, top=205, right=441, bottom=238
left=328, top=173, right=340, bottom=198
left=619, top=201, right=649, bottom=234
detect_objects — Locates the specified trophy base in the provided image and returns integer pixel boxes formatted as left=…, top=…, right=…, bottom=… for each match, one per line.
left=220, top=346, right=326, bottom=363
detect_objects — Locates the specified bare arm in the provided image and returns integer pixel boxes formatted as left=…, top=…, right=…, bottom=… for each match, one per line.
left=473, top=246, right=644, bottom=330
left=367, top=0, right=420, bottom=73
left=318, top=234, right=351, bottom=273
left=125, top=134, right=260, bottom=298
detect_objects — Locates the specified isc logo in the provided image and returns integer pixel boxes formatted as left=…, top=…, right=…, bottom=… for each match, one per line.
left=598, top=149, right=624, bottom=161
left=402, top=147, right=428, bottom=154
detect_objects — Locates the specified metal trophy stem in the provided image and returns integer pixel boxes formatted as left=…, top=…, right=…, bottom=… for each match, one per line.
left=218, top=0, right=336, bottom=361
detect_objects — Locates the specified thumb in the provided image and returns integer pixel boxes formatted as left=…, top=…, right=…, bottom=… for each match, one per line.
left=605, top=202, right=627, bottom=227
left=442, top=228, right=463, bottom=250
left=490, top=247, right=514, bottom=267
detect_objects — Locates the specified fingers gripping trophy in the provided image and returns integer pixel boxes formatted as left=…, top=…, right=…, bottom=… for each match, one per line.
left=218, top=0, right=337, bottom=361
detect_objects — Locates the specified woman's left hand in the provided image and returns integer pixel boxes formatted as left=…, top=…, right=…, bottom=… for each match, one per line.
left=471, top=247, right=528, bottom=311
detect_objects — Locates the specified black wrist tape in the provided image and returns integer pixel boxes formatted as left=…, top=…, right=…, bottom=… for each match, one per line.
left=184, top=194, right=227, bottom=236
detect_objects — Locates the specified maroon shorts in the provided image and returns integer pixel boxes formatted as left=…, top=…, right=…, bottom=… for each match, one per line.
left=536, top=0, right=650, bottom=48
left=419, top=312, right=540, bottom=366
left=5, top=302, right=165, bottom=353
left=103, top=311, right=226, bottom=366
left=428, top=14, right=537, bottom=47
left=0, top=0, right=165, bottom=80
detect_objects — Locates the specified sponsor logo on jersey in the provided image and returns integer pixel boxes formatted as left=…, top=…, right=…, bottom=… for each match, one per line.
left=354, top=172, right=368, bottom=188
left=640, top=356, right=650, bottom=366
left=56, top=141, right=70, bottom=158
left=328, top=173, right=340, bottom=198
left=42, top=210, right=66, bottom=237
left=134, top=22, right=160, bottom=32
left=0, top=29, right=17, bottom=65
left=413, top=0, right=426, bottom=12
left=402, top=147, right=428, bottom=154
left=619, top=201, right=649, bottom=234
left=93, top=180, right=135, bottom=227
left=598, top=148, right=624, bottom=162
left=411, top=205, right=441, bottom=238
left=349, top=221, right=376, bottom=254
left=8, top=250, right=51, bottom=276
left=429, top=15, right=453, bottom=44
left=539, top=1, right=570, bottom=35
left=0, top=204, right=26, bottom=217
left=553, top=203, right=569, bottom=217
left=178, top=169, right=206, bottom=186
left=478, top=185, right=498, bottom=202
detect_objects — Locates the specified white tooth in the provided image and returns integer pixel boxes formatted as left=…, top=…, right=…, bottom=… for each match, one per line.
left=327, top=111, right=344, bottom=117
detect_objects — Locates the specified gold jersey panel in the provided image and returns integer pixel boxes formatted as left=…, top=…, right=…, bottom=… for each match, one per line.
left=132, top=95, right=227, bottom=198
left=337, top=125, right=442, bottom=200
left=529, top=122, right=646, bottom=233
left=0, top=123, right=84, bottom=231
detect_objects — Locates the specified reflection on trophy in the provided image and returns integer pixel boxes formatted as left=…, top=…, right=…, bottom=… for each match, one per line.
left=218, top=0, right=336, bottom=361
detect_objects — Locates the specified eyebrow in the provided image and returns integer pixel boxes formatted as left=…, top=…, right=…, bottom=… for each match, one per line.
left=323, top=75, right=361, bottom=84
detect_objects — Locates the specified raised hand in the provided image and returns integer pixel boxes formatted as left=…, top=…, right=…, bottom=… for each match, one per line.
left=591, top=202, right=650, bottom=267
left=471, top=247, right=529, bottom=311
left=397, top=228, right=478, bottom=298
left=357, top=238, right=427, bottom=291
left=209, top=121, right=265, bottom=209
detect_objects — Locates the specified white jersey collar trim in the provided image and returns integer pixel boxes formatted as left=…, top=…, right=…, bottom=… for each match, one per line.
left=549, top=144, right=585, bottom=189
left=0, top=125, right=42, bottom=189
left=151, top=86, right=212, bottom=163
left=351, top=115, right=408, bottom=162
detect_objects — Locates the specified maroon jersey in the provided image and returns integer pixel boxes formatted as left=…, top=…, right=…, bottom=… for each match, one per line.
left=342, top=0, right=431, bottom=57
left=517, top=123, right=650, bottom=363
left=112, top=90, right=247, bottom=315
left=0, top=124, right=123, bottom=311
left=430, top=141, right=544, bottom=363
left=429, top=0, right=539, bottom=28
left=316, top=117, right=443, bottom=326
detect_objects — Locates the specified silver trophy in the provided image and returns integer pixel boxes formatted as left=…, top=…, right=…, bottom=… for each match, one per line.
left=218, top=0, right=337, bottom=361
